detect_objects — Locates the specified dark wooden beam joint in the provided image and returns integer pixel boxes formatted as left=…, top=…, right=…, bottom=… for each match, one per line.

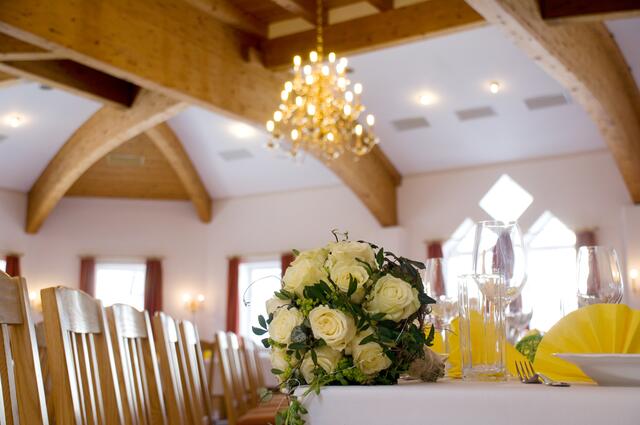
left=539, top=0, right=640, bottom=22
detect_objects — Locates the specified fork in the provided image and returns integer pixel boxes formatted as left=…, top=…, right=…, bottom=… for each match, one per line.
left=515, top=360, right=571, bottom=387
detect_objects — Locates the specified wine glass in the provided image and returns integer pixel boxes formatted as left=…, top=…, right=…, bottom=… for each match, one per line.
left=576, top=246, right=623, bottom=307
left=472, top=221, right=527, bottom=302
left=424, top=258, right=456, bottom=356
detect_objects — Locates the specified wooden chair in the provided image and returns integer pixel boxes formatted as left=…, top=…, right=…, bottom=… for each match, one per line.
left=40, top=286, right=124, bottom=425
left=177, top=320, right=214, bottom=424
left=152, top=312, right=187, bottom=425
left=215, top=332, right=280, bottom=425
left=0, top=270, right=49, bottom=424
left=240, top=338, right=265, bottom=405
left=107, top=304, right=166, bottom=425
left=35, top=321, right=55, bottom=422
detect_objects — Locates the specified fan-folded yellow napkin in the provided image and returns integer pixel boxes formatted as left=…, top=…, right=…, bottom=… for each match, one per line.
left=533, top=304, right=640, bottom=383
left=429, top=313, right=527, bottom=378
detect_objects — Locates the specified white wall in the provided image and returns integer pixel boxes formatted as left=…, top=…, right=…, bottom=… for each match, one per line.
left=1, top=150, right=637, bottom=337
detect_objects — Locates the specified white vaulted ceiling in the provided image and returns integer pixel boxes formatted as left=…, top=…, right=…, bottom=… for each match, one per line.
left=0, top=18, right=638, bottom=198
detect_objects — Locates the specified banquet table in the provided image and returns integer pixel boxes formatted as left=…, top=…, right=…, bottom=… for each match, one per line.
left=299, top=379, right=640, bottom=425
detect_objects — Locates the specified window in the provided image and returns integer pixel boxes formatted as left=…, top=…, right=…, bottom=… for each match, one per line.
left=522, top=211, right=577, bottom=330
left=95, top=262, right=146, bottom=311
left=238, top=260, right=282, bottom=345
left=0, top=259, right=5, bottom=273
left=479, top=174, right=533, bottom=222
left=443, top=218, right=476, bottom=299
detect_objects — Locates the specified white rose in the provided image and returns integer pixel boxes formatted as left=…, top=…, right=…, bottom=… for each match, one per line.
left=270, top=348, right=289, bottom=382
left=300, top=346, right=342, bottom=384
left=351, top=329, right=392, bottom=375
left=268, top=307, right=303, bottom=345
left=329, top=262, right=369, bottom=303
left=308, top=305, right=356, bottom=351
left=291, top=248, right=328, bottom=266
left=326, top=241, right=376, bottom=270
left=282, top=258, right=328, bottom=297
left=266, top=297, right=289, bottom=315
left=364, top=275, right=420, bottom=321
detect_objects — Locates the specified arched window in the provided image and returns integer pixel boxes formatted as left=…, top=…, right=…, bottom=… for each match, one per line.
left=443, top=218, right=475, bottom=299
left=522, top=211, right=577, bottom=330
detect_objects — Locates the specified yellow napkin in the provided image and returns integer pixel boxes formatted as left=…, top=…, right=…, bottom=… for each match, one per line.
left=427, top=313, right=527, bottom=378
left=533, top=304, right=640, bottom=382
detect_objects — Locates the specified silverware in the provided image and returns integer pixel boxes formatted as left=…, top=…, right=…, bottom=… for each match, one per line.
left=515, top=360, right=571, bottom=387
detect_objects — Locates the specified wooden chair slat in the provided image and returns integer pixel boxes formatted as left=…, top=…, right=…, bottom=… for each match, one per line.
left=177, top=320, right=212, bottom=424
left=1, top=324, right=18, bottom=424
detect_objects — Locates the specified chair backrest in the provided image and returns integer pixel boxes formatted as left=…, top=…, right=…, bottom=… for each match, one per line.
left=177, top=320, right=213, bottom=425
left=34, top=322, right=54, bottom=421
left=0, top=271, right=49, bottom=424
left=107, top=304, right=166, bottom=425
left=152, top=312, right=186, bottom=425
left=240, top=338, right=263, bottom=405
left=214, top=332, right=240, bottom=425
left=40, top=286, right=123, bottom=425
left=227, top=333, right=250, bottom=412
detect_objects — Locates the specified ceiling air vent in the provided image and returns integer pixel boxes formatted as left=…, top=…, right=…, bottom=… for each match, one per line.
left=524, top=93, right=570, bottom=110
left=107, top=153, right=145, bottom=167
left=455, top=106, right=496, bottom=121
left=219, top=148, right=253, bottom=161
left=391, top=117, right=430, bottom=132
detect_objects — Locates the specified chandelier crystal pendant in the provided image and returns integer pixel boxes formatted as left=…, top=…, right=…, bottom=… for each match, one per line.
left=265, top=0, right=378, bottom=160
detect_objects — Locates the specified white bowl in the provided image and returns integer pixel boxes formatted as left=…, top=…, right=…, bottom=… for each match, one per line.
left=554, top=353, right=640, bottom=386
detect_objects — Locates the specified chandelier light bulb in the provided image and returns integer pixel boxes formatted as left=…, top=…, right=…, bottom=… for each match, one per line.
left=345, top=91, right=354, bottom=102
left=355, top=124, right=363, bottom=136
left=291, top=129, right=299, bottom=140
left=284, top=81, right=293, bottom=92
left=322, top=65, right=330, bottom=76
left=295, top=96, right=304, bottom=107
left=327, top=132, right=335, bottom=141
left=339, top=57, right=348, bottom=68
left=293, top=55, right=302, bottom=67
left=309, top=51, right=318, bottom=62
left=337, top=77, right=346, bottom=90
left=273, top=110, right=283, bottom=122
left=354, top=83, right=363, bottom=95
left=307, top=104, right=316, bottom=116
left=281, top=90, right=289, bottom=101
left=266, top=120, right=275, bottom=132
left=366, top=114, right=375, bottom=126
left=343, top=104, right=352, bottom=116
left=328, top=52, right=336, bottom=63
left=489, top=81, right=501, bottom=94
left=303, top=65, right=312, bottom=75
left=336, top=64, right=346, bottom=74
left=305, top=75, right=314, bottom=85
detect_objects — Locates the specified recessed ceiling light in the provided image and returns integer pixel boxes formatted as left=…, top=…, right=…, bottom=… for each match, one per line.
left=229, top=122, right=255, bottom=139
left=489, top=81, right=501, bottom=94
left=418, top=92, right=439, bottom=106
left=3, top=113, right=26, bottom=128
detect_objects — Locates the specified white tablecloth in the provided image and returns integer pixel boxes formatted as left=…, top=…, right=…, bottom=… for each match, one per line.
left=299, top=379, right=640, bottom=425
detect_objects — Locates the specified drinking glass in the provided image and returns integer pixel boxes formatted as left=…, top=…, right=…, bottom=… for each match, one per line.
left=458, top=274, right=507, bottom=381
left=472, top=221, right=527, bottom=301
left=424, top=258, right=456, bottom=356
left=576, top=246, right=624, bottom=307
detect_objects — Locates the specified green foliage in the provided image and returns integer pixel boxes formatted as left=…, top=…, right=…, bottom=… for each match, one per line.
left=516, top=331, right=543, bottom=363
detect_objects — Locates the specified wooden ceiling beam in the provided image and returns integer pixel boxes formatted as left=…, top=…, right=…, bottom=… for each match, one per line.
left=0, top=60, right=140, bottom=108
left=262, top=0, right=485, bottom=69
left=270, top=0, right=317, bottom=24
left=0, top=33, right=62, bottom=61
left=367, top=0, right=394, bottom=11
left=26, top=90, right=186, bottom=233
left=539, top=0, right=640, bottom=23
left=0, top=0, right=400, bottom=228
left=182, top=0, right=268, bottom=37
left=0, top=71, right=18, bottom=88
left=465, top=0, right=640, bottom=202
left=145, top=123, right=213, bottom=222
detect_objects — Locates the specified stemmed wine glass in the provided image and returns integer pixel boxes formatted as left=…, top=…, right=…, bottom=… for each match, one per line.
left=423, top=258, right=456, bottom=357
left=576, top=246, right=624, bottom=307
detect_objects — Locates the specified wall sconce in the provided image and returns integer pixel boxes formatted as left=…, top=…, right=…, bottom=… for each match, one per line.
left=183, top=293, right=205, bottom=314
left=29, top=291, right=42, bottom=313
left=630, top=269, right=639, bottom=294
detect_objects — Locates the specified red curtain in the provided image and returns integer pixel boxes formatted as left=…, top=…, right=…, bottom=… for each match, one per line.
left=79, top=257, right=96, bottom=296
left=144, top=259, right=163, bottom=314
left=281, top=252, right=295, bottom=278
left=576, top=230, right=596, bottom=248
left=5, top=254, right=20, bottom=277
left=226, top=257, right=241, bottom=332
left=426, top=241, right=446, bottom=297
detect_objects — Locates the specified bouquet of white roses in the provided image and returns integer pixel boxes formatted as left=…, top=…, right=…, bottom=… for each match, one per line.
left=253, top=233, right=438, bottom=424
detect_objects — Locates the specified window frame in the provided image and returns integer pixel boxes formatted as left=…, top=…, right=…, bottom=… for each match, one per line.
left=94, top=259, right=147, bottom=311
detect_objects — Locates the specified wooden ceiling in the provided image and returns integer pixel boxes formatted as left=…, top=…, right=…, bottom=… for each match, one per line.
left=0, top=0, right=638, bottom=233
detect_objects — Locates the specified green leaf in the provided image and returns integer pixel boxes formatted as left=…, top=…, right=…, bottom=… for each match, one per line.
left=311, top=349, right=318, bottom=366
left=288, top=342, right=306, bottom=350
left=261, top=338, right=271, bottom=348
left=376, top=248, right=384, bottom=268
left=274, top=291, right=289, bottom=300
left=292, top=249, right=300, bottom=256
left=258, top=315, right=267, bottom=329
left=347, top=276, right=357, bottom=297
left=271, top=368, right=284, bottom=375
left=359, top=334, right=376, bottom=345
left=252, top=326, right=267, bottom=336
left=426, top=322, right=436, bottom=346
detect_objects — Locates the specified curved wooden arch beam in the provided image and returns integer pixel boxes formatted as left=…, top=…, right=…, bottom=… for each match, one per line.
left=465, top=0, right=640, bottom=202
left=26, top=90, right=186, bottom=233
left=145, top=123, right=212, bottom=223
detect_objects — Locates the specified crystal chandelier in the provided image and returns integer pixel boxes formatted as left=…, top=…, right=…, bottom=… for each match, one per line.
left=265, top=0, right=378, bottom=160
